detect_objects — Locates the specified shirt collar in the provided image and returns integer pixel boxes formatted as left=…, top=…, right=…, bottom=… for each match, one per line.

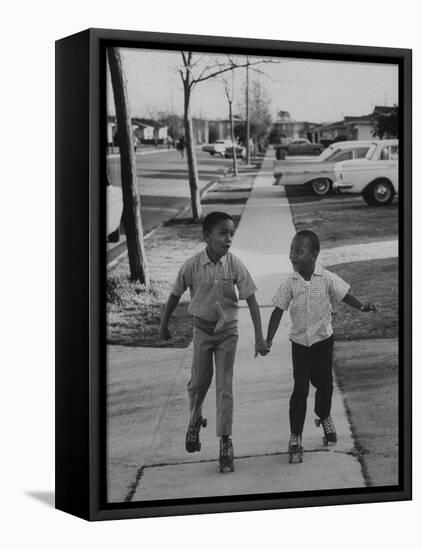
left=292, top=263, right=322, bottom=279
left=201, top=248, right=228, bottom=266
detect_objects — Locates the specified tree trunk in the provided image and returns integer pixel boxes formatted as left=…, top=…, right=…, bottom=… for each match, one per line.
left=229, top=99, right=238, bottom=176
left=107, top=47, right=149, bottom=284
left=183, top=81, right=203, bottom=223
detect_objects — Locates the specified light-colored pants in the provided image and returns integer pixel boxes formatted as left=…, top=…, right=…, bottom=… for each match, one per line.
left=188, top=318, right=239, bottom=436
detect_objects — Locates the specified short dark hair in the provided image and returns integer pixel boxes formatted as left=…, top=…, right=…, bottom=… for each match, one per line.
left=203, top=211, right=234, bottom=233
left=295, top=230, right=320, bottom=253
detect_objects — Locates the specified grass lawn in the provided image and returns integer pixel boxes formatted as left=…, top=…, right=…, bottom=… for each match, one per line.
left=330, top=257, right=398, bottom=340
left=288, top=193, right=398, bottom=249
left=333, top=339, right=399, bottom=487
left=107, top=218, right=207, bottom=348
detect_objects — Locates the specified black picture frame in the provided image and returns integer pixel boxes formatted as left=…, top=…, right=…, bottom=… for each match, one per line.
left=55, top=27, right=412, bottom=521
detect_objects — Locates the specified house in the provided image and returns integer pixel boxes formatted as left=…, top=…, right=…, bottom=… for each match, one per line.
left=107, top=115, right=169, bottom=146
left=310, top=120, right=349, bottom=144
left=107, top=115, right=139, bottom=147
left=132, top=118, right=168, bottom=143
left=310, top=106, right=397, bottom=144
left=271, top=119, right=319, bottom=142
left=271, top=111, right=319, bottom=143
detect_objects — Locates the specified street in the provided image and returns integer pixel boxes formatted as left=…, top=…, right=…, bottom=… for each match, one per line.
left=107, top=148, right=234, bottom=263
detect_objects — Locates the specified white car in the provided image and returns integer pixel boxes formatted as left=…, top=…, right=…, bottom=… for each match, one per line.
left=273, top=140, right=375, bottom=196
left=333, top=139, right=398, bottom=205
left=202, top=139, right=233, bottom=157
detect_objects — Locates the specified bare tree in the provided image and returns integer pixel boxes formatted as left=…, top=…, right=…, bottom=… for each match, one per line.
left=221, top=70, right=239, bottom=176
left=179, top=53, right=278, bottom=222
left=107, top=47, right=149, bottom=284
left=371, top=105, right=399, bottom=139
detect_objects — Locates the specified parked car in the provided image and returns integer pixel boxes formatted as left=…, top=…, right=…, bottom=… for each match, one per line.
left=333, top=139, right=398, bottom=205
left=202, top=139, right=233, bottom=156
left=201, top=143, right=215, bottom=154
left=107, top=183, right=123, bottom=242
left=225, top=144, right=246, bottom=159
left=273, top=140, right=375, bottom=196
left=274, top=138, right=325, bottom=158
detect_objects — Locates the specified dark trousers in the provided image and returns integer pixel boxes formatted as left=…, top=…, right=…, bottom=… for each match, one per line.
left=290, top=336, right=334, bottom=435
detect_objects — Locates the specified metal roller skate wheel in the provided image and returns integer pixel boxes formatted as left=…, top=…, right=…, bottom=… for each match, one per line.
left=289, top=450, right=303, bottom=464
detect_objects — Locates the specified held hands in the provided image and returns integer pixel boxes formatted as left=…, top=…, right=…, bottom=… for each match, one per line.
left=360, top=303, right=377, bottom=313
left=254, top=338, right=270, bottom=358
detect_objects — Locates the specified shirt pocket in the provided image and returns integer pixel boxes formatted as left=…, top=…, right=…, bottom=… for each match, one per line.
left=222, top=278, right=238, bottom=303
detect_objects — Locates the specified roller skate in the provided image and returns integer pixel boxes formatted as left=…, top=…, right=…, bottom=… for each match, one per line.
left=185, top=416, right=207, bottom=453
left=288, top=433, right=303, bottom=464
left=219, top=437, right=234, bottom=472
left=315, top=415, right=337, bottom=446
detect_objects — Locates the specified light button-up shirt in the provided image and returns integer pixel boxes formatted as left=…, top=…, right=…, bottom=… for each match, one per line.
left=172, top=249, right=257, bottom=324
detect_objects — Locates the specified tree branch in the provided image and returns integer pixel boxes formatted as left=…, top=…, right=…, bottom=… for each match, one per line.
left=192, top=58, right=281, bottom=84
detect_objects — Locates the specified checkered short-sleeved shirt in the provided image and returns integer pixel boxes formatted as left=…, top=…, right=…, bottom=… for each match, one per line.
left=272, top=264, right=350, bottom=347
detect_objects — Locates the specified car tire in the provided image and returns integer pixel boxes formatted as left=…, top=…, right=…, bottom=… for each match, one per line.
left=210, top=151, right=215, bottom=156
left=310, top=178, right=332, bottom=196
left=363, top=179, right=394, bottom=206
left=313, top=148, right=321, bottom=155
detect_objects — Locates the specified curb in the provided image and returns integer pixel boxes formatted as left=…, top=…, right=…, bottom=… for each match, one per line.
left=107, top=145, right=203, bottom=159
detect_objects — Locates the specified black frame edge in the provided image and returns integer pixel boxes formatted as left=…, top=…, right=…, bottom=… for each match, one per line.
left=88, top=27, right=411, bottom=60
left=55, top=29, right=92, bottom=521
left=401, top=48, right=412, bottom=501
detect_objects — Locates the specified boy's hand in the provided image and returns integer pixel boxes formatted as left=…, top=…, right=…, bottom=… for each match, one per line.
left=254, top=338, right=270, bottom=357
left=360, top=303, right=377, bottom=313
left=159, top=325, right=172, bottom=340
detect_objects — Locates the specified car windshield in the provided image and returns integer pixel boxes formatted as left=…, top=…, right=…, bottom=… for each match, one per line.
left=318, top=145, right=338, bottom=161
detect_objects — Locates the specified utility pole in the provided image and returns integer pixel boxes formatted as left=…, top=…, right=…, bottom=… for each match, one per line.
left=227, top=70, right=239, bottom=176
left=245, top=56, right=250, bottom=164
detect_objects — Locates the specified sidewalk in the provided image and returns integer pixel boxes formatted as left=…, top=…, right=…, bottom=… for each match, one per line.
left=107, top=152, right=365, bottom=503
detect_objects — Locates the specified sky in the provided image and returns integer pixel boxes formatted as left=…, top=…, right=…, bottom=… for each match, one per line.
left=106, top=48, right=398, bottom=124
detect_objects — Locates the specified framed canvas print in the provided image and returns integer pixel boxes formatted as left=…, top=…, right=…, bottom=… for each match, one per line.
left=55, top=28, right=412, bottom=521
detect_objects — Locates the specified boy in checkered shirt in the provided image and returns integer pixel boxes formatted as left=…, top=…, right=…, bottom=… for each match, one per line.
left=266, top=230, right=376, bottom=461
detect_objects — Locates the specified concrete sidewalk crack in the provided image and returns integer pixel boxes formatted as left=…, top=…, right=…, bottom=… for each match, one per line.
left=124, top=446, right=365, bottom=502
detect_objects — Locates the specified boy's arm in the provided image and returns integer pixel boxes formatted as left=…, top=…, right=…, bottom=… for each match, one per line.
left=266, top=307, right=284, bottom=349
left=159, top=293, right=181, bottom=339
left=245, top=293, right=268, bottom=356
left=342, top=292, right=377, bottom=312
